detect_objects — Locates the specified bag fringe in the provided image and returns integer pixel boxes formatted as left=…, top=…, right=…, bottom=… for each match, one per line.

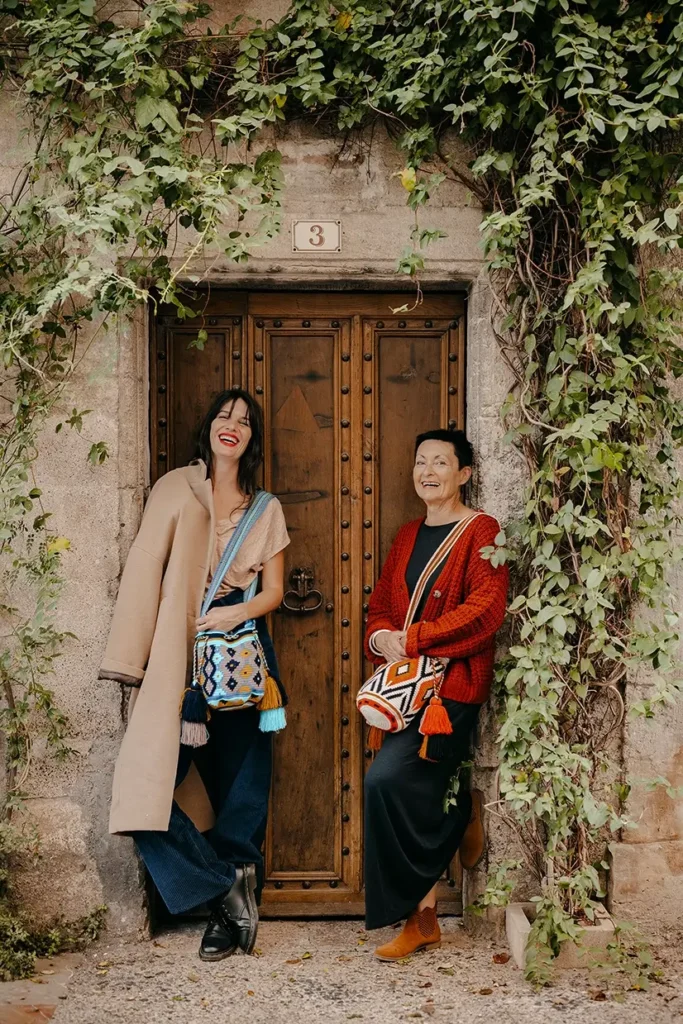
left=259, top=706, right=286, bottom=733
left=260, top=673, right=283, bottom=712
left=367, top=726, right=385, bottom=751
left=180, top=720, right=210, bottom=748
left=419, top=695, right=453, bottom=737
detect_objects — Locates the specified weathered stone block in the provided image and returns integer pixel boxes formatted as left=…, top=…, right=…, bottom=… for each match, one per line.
left=608, top=839, right=683, bottom=936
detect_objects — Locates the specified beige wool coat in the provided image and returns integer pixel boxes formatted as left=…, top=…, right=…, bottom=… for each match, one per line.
left=100, top=461, right=221, bottom=834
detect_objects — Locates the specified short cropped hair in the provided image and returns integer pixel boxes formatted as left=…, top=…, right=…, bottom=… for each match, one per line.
left=414, top=429, right=474, bottom=469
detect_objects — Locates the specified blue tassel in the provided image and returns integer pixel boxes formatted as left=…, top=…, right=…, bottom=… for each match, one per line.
left=180, top=686, right=210, bottom=747
left=259, top=706, right=286, bottom=733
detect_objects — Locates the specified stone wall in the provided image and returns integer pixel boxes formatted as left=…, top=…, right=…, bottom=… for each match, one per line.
left=0, top=0, right=681, bottom=941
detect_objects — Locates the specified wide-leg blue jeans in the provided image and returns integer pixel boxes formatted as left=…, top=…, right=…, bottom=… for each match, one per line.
left=134, top=707, right=272, bottom=915
left=133, top=591, right=279, bottom=916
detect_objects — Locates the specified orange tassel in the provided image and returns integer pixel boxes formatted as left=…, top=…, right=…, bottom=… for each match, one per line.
left=419, top=696, right=453, bottom=737
left=367, top=726, right=385, bottom=751
left=418, top=734, right=437, bottom=762
left=259, top=673, right=283, bottom=712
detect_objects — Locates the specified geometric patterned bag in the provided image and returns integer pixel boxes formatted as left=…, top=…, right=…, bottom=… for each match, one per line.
left=192, top=621, right=268, bottom=711
left=356, top=514, right=482, bottom=736
left=355, top=653, right=446, bottom=733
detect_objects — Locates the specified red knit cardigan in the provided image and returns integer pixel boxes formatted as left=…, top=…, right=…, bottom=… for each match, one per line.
left=364, top=513, right=509, bottom=705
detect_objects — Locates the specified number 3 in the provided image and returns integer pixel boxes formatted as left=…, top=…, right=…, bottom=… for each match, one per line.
left=309, top=224, right=325, bottom=247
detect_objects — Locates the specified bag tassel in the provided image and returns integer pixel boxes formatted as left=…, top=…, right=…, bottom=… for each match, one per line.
left=418, top=695, right=452, bottom=761
left=424, top=732, right=458, bottom=761
left=419, top=734, right=437, bottom=761
left=179, top=685, right=210, bottom=748
left=367, top=726, right=385, bottom=752
left=259, top=674, right=287, bottom=733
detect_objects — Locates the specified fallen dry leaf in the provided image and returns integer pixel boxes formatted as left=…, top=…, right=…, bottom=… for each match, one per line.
left=418, top=981, right=433, bottom=989
left=285, top=958, right=301, bottom=965
left=96, top=970, right=108, bottom=976
left=153, top=940, right=168, bottom=948
left=247, top=990, right=255, bottom=996
left=97, top=961, right=110, bottom=968
left=337, top=956, right=354, bottom=962
left=479, top=988, right=493, bottom=996
left=437, top=967, right=454, bottom=977
left=589, top=989, right=608, bottom=1001
left=253, top=947, right=263, bottom=958
left=492, top=953, right=510, bottom=965
left=302, top=952, right=312, bottom=959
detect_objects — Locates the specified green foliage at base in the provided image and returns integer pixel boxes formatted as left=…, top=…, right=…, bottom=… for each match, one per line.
left=0, top=900, right=107, bottom=982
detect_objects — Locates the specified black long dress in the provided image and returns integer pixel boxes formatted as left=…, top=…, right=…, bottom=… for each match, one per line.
left=363, top=521, right=481, bottom=930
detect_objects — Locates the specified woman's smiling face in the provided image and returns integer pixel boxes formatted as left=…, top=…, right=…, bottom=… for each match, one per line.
left=413, top=439, right=471, bottom=507
left=209, top=398, right=252, bottom=463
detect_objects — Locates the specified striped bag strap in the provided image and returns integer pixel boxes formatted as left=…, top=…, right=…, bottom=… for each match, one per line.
left=201, top=490, right=275, bottom=617
left=403, top=512, right=483, bottom=629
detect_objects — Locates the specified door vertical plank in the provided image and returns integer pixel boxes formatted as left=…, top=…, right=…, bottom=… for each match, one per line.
left=347, top=314, right=365, bottom=893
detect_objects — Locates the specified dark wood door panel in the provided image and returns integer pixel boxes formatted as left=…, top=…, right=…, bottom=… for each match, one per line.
left=151, top=314, right=244, bottom=484
left=265, top=326, right=338, bottom=877
left=370, top=319, right=464, bottom=565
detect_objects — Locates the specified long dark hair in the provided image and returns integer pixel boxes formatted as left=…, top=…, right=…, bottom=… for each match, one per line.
left=195, top=388, right=264, bottom=497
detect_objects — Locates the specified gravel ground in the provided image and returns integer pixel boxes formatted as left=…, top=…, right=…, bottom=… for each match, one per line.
left=52, top=918, right=682, bottom=1024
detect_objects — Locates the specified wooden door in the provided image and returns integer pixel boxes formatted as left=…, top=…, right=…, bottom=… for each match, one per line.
left=152, top=291, right=466, bottom=915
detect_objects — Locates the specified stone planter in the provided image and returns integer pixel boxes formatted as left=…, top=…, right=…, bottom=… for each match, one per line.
left=506, top=902, right=616, bottom=970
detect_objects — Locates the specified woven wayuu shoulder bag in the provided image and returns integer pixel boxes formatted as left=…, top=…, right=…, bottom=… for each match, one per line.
left=356, top=514, right=482, bottom=756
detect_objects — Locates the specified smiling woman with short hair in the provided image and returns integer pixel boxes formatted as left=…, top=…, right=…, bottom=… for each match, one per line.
left=363, top=428, right=509, bottom=961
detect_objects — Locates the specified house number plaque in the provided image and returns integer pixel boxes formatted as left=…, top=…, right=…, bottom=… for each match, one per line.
left=291, top=219, right=342, bottom=253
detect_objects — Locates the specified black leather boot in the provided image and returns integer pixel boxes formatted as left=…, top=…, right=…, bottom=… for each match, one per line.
left=199, top=908, right=238, bottom=962
left=214, top=864, right=258, bottom=954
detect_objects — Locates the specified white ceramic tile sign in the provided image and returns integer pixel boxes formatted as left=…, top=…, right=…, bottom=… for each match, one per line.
left=291, top=219, right=342, bottom=253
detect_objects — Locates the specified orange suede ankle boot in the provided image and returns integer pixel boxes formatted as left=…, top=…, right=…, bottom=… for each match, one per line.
left=374, top=906, right=441, bottom=961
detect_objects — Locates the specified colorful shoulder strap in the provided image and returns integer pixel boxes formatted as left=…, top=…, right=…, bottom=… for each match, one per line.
left=403, top=513, right=483, bottom=629
left=201, top=490, right=274, bottom=616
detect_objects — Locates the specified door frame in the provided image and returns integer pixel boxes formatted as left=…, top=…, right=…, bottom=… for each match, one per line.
left=150, top=288, right=468, bottom=917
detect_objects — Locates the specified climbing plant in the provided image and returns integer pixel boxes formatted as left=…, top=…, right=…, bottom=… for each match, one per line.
left=221, top=0, right=683, bottom=982
left=0, top=0, right=283, bottom=976
left=2, top=0, right=683, bottom=985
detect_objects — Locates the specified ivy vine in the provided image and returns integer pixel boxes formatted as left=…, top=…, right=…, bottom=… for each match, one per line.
left=1, top=0, right=683, bottom=985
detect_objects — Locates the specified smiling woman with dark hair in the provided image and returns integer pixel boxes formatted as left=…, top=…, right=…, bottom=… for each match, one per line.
left=362, top=428, right=509, bottom=961
left=99, top=388, right=289, bottom=962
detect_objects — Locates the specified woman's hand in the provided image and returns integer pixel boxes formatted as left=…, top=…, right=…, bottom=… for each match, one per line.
left=196, top=605, right=248, bottom=634
left=374, top=630, right=407, bottom=663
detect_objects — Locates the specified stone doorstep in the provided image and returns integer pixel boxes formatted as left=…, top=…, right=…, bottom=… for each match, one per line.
left=0, top=954, right=82, bottom=1024
left=505, top=902, right=616, bottom=971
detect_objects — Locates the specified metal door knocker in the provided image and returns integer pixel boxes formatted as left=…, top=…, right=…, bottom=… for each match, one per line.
left=282, top=567, right=324, bottom=613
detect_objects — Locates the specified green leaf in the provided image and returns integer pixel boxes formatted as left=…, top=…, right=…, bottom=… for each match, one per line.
left=135, top=95, right=159, bottom=129
left=157, top=100, right=183, bottom=133
left=552, top=615, right=567, bottom=637
left=664, top=209, right=678, bottom=231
